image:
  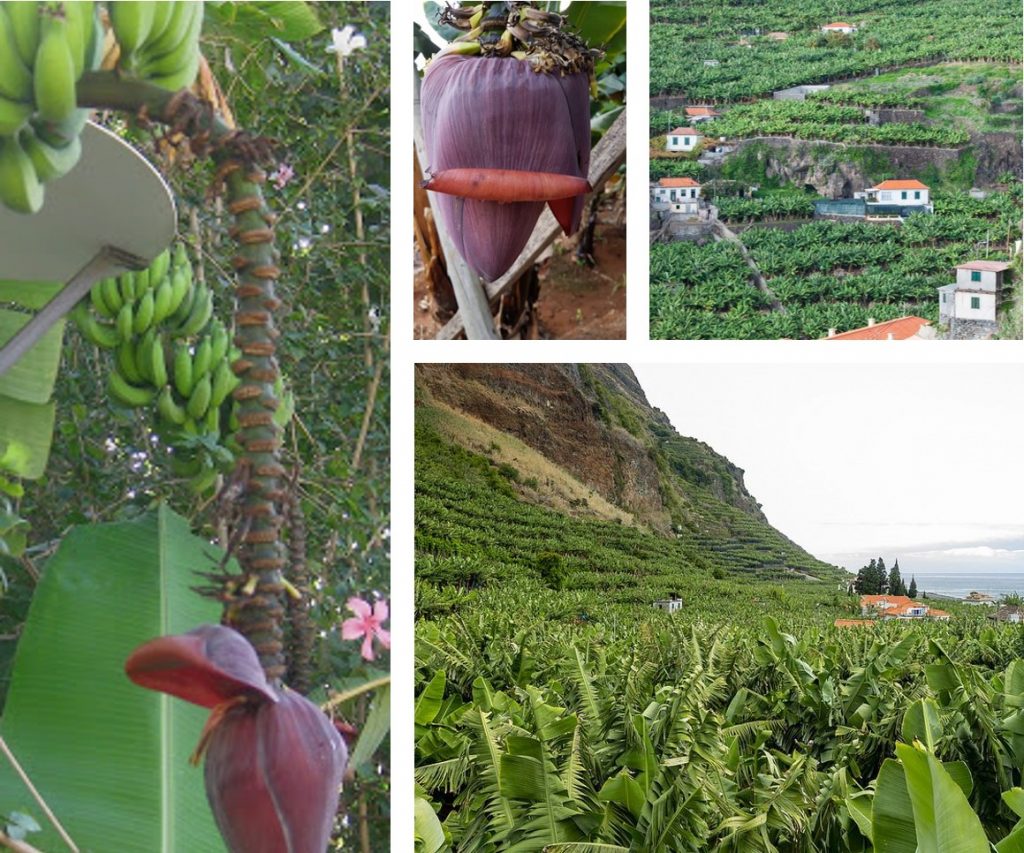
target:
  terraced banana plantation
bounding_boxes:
[413,369,1024,852]
[0,2,389,850]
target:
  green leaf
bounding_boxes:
[597,770,646,818]
[925,663,962,692]
[847,794,873,841]
[0,397,55,479]
[895,741,989,853]
[872,758,917,853]
[414,795,447,853]
[0,281,63,310]
[1006,661,1024,708]
[901,698,942,750]
[1004,788,1024,819]
[0,506,225,852]
[416,669,446,725]
[566,1,626,57]
[351,684,390,776]
[220,0,323,41]
[0,309,64,405]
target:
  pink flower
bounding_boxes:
[341,597,390,661]
[270,163,295,189]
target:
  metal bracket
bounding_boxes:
[0,245,147,378]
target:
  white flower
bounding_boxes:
[327,25,367,57]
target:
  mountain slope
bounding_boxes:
[416,363,844,595]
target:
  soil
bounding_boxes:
[413,216,626,340]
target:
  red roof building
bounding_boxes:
[871,180,929,191]
[860,595,950,620]
[658,177,700,188]
[668,126,699,136]
[956,260,1011,273]
[826,316,932,340]
[685,106,720,118]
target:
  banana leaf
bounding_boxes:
[0,505,225,852]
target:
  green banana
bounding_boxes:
[0,96,32,136]
[134,266,151,297]
[157,385,186,426]
[133,289,155,333]
[186,372,212,419]
[152,277,173,323]
[116,301,134,341]
[191,335,212,380]
[116,340,145,384]
[63,1,93,78]
[176,286,212,338]
[71,303,119,348]
[150,334,168,387]
[137,0,191,62]
[33,14,78,124]
[117,271,135,305]
[173,344,193,397]
[172,240,189,269]
[147,1,175,44]
[89,278,114,317]
[202,402,220,437]
[148,247,170,288]
[101,276,123,315]
[0,135,43,214]
[110,1,156,61]
[19,125,81,182]
[31,107,89,148]
[6,2,41,67]
[0,8,34,102]
[167,265,192,318]
[209,359,238,408]
[135,328,156,382]
[208,320,228,365]
[108,370,156,408]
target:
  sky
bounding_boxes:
[632,363,1024,576]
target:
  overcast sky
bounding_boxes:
[633,363,1024,575]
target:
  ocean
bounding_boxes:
[903,572,1024,600]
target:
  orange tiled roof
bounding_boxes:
[956,260,1011,272]
[861,595,915,607]
[668,127,700,136]
[871,179,929,190]
[659,177,700,188]
[827,316,931,340]
[835,619,875,627]
[686,106,719,117]
[823,22,855,28]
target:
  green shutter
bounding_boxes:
[971,296,981,309]
[971,271,981,282]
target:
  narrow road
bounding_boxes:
[712,220,786,313]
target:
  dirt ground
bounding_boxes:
[413,217,626,340]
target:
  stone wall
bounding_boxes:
[946,318,998,340]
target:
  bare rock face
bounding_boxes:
[416,364,767,531]
[973,132,1024,184]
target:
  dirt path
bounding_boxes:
[712,220,786,312]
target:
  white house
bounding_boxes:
[666,126,702,152]
[939,260,1011,326]
[651,177,702,215]
[860,595,949,620]
[821,21,857,34]
[863,179,930,209]
[653,596,682,614]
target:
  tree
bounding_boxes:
[908,576,918,598]
[889,560,905,597]
[877,557,888,593]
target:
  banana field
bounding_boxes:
[650,0,1021,101]
[650,188,1023,340]
[0,2,389,851]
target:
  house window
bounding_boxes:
[671,136,679,146]
[684,137,691,146]
[901,191,907,200]
[914,191,921,199]
[941,293,947,303]
[971,271,981,282]
[971,296,981,309]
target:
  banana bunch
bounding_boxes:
[109,1,204,92]
[0,1,103,214]
[72,241,242,492]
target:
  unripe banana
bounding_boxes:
[173,344,193,397]
[157,385,187,426]
[62,1,93,78]
[147,1,175,44]
[133,290,155,333]
[165,266,191,317]
[109,1,156,62]
[150,334,168,387]
[116,340,145,384]
[31,107,88,148]
[148,247,170,288]
[89,278,114,317]
[33,14,78,124]
[71,303,119,348]
[176,286,212,338]
[202,403,220,438]
[6,2,41,67]
[134,265,151,297]
[172,240,189,269]
[0,135,43,214]
[0,8,34,103]
[116,301,134,341]
[152,277,173,323]
[186,373,212,420]
[108,370,156,408]
[171,276,197,326]
[0,96,32,136]
[209,359,238,408]
[182,417,200,436]
[208,320,228,365]
[138,0,191,61]
[118,271,135,306]
[85,3,104,72]
[19,126,81,182]
[101,276,123,315]
[191,336,212,380]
